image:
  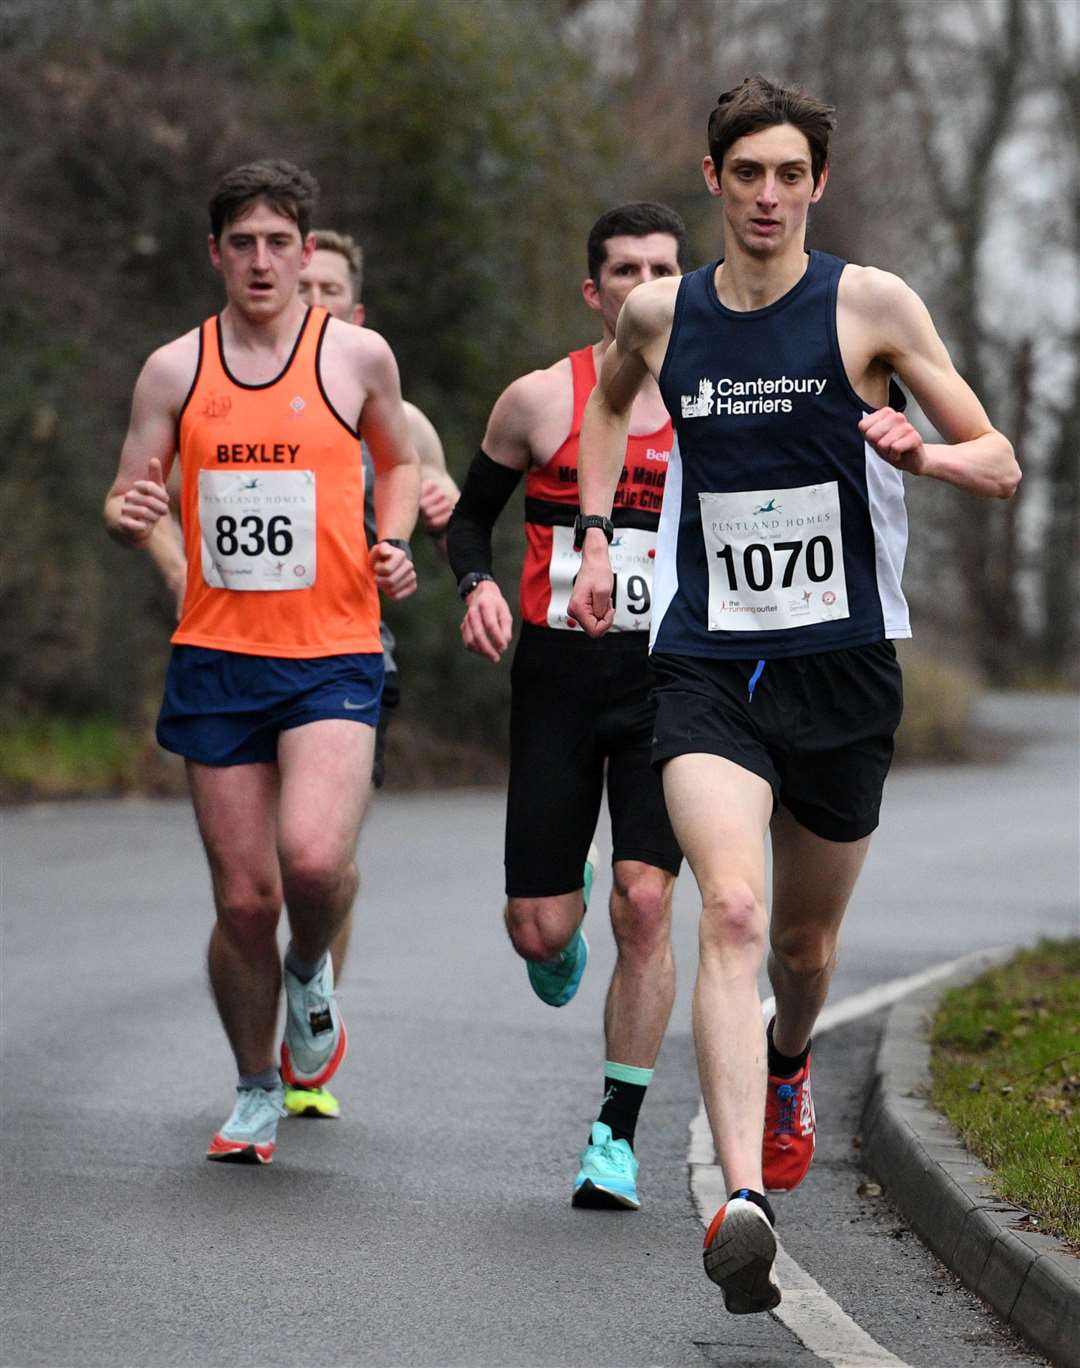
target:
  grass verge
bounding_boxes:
[929,938,1080,1247]
[0,717,142,800]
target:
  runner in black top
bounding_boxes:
[571,77,1018,1312]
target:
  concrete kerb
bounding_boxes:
[860,949,1080,1368]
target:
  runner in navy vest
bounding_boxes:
[570,77,1019,1314]
[447,205,687,1211]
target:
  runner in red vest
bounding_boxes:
[447,204,687,1210]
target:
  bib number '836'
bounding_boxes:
[699,482,849,632]
[199,469,317,590]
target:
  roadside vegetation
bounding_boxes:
[930,939,1080,1247]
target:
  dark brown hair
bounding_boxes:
[208,159,319,241]
[708,76,836,187]
[587,202,688,284]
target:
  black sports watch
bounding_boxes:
[457,571,495,600]
[572,513,614,552]
[379,537,413,562]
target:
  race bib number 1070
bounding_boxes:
[699,481,849,632]
[199,468,316,591]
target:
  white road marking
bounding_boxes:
[688,948,1005,1367]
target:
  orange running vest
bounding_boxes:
[172,307,381,658]
[520,345,673,630]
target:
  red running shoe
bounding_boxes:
[762,1054,815,1191]
[703,1194,781,1314]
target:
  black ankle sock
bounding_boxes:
[595,1064,652,1148]
[766,1017,810,1078]
[729,1187,775,1226]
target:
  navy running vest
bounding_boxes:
[653,251,911,659]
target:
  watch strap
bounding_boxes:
[379,537,414,562]
[458,571,495,600]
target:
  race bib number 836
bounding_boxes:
[699,482,849,632]
[199,469,316,591]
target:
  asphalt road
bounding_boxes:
[1,692,1076,1367]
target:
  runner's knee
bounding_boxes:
[610,869,671,960]
[281,849,356,910]
[505,897,578,962]
[770,924,838,978]
[699,881,766,960]
[214,884,281,950]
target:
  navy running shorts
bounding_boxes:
[157,644,384,767]
[505,624,683,898]
[650,641,903,843]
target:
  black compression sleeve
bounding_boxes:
[446,448,524,581]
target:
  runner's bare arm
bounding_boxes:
[856,271,1020,499]
[104,341,191,547]
[144,460,186,618]
[359,332,421,601]
[451,375,548,663]
[571,281,674,636]
[406,401,459,547]
[146,515,187,618]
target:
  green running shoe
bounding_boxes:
[526,842,597,1008]
[572,1121,641,1210]
[283,1085,341,1119]
[207,1084,286,1165]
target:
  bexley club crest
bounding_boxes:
[202,392,232,420]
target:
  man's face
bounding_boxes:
[703,122,826,258]
[583,232,681,336]
[208,199,313,320]
[298,249,364,324]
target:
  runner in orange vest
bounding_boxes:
[105,159,420,1165]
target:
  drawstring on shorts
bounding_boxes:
[747,659,766,702]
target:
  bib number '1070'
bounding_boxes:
[547,524,655,631]
[199,469,316,590]
[699,482,849,631]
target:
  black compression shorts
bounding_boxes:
[650,640,904,843]
[505,624,683,898]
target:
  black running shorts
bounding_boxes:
[650,641,904,843]
[505,624,683,898]
[372,668,400,790]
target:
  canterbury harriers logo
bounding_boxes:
[681,375,829,418]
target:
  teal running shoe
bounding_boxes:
[582,840,598,910]
[527,927,589,1007]
[280,958,347,1090]
[572,1121,641,1210]
[526,842,597,1008]
[207,1084,286,1165]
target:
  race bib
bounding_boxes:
[199,469,316,591]
[547,524,654,632]
[699,482,849,631]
